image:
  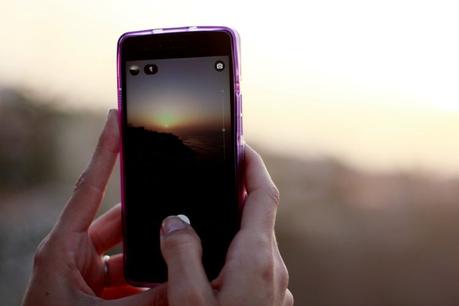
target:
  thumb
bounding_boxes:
[160,215,215,306]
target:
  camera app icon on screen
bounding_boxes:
[215,61,225,72]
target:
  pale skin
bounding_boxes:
[21,109,294,306]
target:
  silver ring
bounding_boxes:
[103,255,110,286]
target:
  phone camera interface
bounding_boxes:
[144,64,158,75]
[215,61,225,72]
[129,65,140,76]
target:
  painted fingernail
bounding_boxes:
[161,214,190,235]
[177,214,190,224]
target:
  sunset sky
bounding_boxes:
[1,0,458,174]
[126,56,230,136]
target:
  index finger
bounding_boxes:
[57,109,119,232]
[240,144,280,235]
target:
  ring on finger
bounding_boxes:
[103,254,110,286]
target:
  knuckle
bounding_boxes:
[253,150,263,162]
[261,263,275,284]
[90,230,103,253]
[73,170,88,192]
[269,183,280,206]
[73,169,104,197]
[33,244,46,268]
[278,263,290,290]
[163,231,201,258]
[285,289,294,306]
[33,233,54,268]
[263,183,280,208]
[253,250,276,283]
[243,230,273,249]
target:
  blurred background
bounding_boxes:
[1,0,459,305]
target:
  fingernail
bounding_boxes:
[161,215,190,235]
[107,109,116,120]
[177,214,190,224]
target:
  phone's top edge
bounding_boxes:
[116,25,241,91]
[118,26,238,40]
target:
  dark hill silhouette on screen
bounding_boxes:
[126,125,196,161]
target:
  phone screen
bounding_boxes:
[122,41,240,284]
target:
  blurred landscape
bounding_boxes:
[2,87,459,306]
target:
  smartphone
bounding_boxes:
[117,26,244,285]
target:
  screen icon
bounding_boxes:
[215,61,225,72]
[129,65,140,76]
[144,64,158,75]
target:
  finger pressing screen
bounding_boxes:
[160,216,216,306]
[58,109,120,232]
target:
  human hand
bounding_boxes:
[22,109,293,306]
[159,144,293,306]
[21,110,168,306]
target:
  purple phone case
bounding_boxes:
[116,26,244,286]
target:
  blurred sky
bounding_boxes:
[1,0,458,174]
